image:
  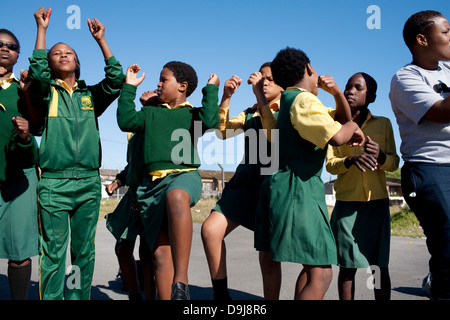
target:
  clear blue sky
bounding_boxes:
[3,1,449,181]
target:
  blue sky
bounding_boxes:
[3,1,449,181]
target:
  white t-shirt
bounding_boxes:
[389,62,450,164]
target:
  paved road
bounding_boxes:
[0,220,431,300]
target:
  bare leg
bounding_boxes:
[151,231,173,300]
[201,210,238,300]
[296,265,332,300]
[166,189,192,286]
[337,267,357,300]
[258,251,281,300]
[114,240,142,300]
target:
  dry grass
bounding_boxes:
[99,198,425,238]
[190,197,217,223]
[99,197,121,220]
[98,196,217,223]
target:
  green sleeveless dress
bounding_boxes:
[214,107,277,230]
[255,89,337,265]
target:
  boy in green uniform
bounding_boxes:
[117,63,220,300]
[29,7,124,300]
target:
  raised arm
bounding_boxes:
[318,75,351,124]
[20,69,45,134]
[198,73,220,129]
[216,75,245,139]
[87,18,113,60]
[117,65,146,132]
[33,7,51,50]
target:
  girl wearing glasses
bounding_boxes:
[0,28,40,300]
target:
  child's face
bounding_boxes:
[260,66,283,103]
[424,16,450,62]
[48,43,78,78]
[156,67,184,103]
[344,74,368,109]
[309,65,319,96]
[0,33,19,70]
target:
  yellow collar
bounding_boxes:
[252,100,280,112]
[0,73,19,90]
[55,79,78,96]
[158,101,193,109]
[286,87,309,92]
[0,103,5,111]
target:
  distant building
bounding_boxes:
[99,169,235,199]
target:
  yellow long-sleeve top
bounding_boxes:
[217,101,279,139]
[325,111,400,202]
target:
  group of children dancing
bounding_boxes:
[1,7,449,301]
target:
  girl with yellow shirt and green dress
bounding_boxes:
[253,47,365,300]
[325,73,399,300]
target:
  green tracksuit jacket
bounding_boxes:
[29,49,124,178]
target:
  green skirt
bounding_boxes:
[136,170,202,249]
[0,167,39,261]
[213,163,266,231]
[255,169,337,265]
[106,191,143,241]
[331,199,390,268]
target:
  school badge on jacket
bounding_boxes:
[80,96,93,110]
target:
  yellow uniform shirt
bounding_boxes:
[217,101,279,139]
[325,111,399,201]
[0,74,19,110]
[0,73,18,90]
[289,88,341,149]
[55,79,79,97]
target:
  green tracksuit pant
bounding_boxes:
[38,176,101,300]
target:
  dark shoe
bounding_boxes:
[171,282,190,300]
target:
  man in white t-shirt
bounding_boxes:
[390,10,450,300]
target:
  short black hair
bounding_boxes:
[271,47,311,89]
[163,61,198,97]
[403,10,444,51]
[259,62,271,71]
[358,72,377,104]
[0,28,20,53]
[48,42,81,79]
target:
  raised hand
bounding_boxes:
[87,18,106,42]
[19,69,31,92]
[207,73,220,87]
[140,90,160,106]
[34,7,52,30]
[125,64,145,87]
[318,75,341,96]
[222,75,242,100]
[247,71,266,104]
[12,116,31,142]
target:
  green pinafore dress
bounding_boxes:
[255,89,337,265]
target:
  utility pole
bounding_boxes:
[217,162,225,191]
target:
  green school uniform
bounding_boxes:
[29,49,124,300]
[254,89,337,265]
[214,107,277,230]
[106,133,146,241]
[0,79,39,261]
[117,82,219,249]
